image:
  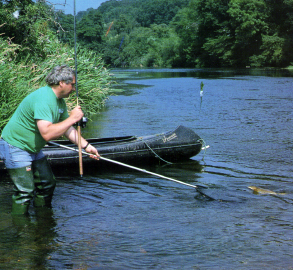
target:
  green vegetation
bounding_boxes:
[54,0,293,68]
[1,0,293,132]
[0,0,114,132]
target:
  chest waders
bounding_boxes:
[8,157,56,215]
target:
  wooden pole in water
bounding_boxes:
[74,0,83,177]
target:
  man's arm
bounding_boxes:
[64,126,87,147]
[37,105,99,158]
[37,106,83,141]
[64,126,99,158]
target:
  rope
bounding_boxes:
[198,138,207,162]
[139,137,207,164]
[138,137,173,164]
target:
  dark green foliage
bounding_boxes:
[96,0,189,67]
[137,0,190,27]
[77,10,103,51]
[170,0,293,67]
[55,12,74,46]
[3,0,293,68]
[87,0,293,68]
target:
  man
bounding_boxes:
[0,65,99,215]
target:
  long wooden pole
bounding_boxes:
[74,0,83,177]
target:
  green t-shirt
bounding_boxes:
[2,86,69,153]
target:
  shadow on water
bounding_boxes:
[112,67,293,80]
[0,207,57,269]
[112,68,293,96]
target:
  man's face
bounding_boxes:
[60,77,76,98]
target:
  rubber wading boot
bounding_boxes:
[8,166,35,215]
[32,157,56,208]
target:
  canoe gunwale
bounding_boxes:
[47,142,202,160]
[0,125,204,170]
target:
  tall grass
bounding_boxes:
[0,37,116,132]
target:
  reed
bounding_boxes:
[0,38,116,132]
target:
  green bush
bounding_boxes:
[0,36,115,132]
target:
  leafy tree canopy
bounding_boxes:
[3,0,293,68]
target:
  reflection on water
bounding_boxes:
[0,207,57,269]
[1,68,293,269]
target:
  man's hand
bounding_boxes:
[69,106,84,123]
[85,144,100,160]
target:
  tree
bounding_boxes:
[0,0,56,60]
[56,0,293,68]
[227,0,268,66]
[259,0,293,66]
[54,11,74,46]
[112,14,134,35]
[171,6,200,67]
[171,0,231,67]
[137,0,189,27]
[77,9,104,51]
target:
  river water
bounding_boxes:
[0,68,293,269]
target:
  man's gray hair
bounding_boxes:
[46,65,75,86]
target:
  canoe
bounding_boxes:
[0,125,203,171]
